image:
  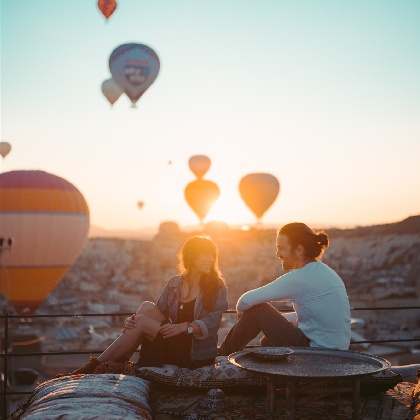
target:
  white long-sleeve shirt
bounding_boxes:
[237,261,351,349]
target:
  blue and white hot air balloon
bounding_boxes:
[109,43,160,108]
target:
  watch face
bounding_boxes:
[187,326,193,334]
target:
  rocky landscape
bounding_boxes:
[2,216,420,377]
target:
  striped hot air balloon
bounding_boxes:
[0,170,89,315]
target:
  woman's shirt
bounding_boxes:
[157,275,228,360]
[164,299,195,367]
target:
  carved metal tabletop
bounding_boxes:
[228,347,390,379]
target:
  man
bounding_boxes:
[219,222,351,355]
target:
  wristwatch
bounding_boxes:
[186,323,193,334]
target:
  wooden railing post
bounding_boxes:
[2,312,9,420]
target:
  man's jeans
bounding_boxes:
[219,303,310,356]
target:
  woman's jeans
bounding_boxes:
[219,303,310,356]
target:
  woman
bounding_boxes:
[63,235,228,375]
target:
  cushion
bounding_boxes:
[10,374,152,420]
[137,356,268,389]
[137,356,403,395]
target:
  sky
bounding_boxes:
[1,0,420,233]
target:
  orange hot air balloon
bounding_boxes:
[184,179,220,224]
[137,201,144,209]
[239,173,280,221]
[188,155,211,179]
[0,142,12,159]
[98,0,117,20]
[0,170,90,315]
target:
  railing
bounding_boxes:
[2,306,420,419]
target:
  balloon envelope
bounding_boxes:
[184,180,220,223]
[109,43,160,107]
[97,0,117,20]
[0,170,90,314]
[239,173,280,220]
[137,201,144,209]
[0,142,12,158]
[188,155,211,179]
[101,78,123,105]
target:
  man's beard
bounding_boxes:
[281,254,298,270]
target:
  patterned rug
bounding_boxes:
[150,382,415,420]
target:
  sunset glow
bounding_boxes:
[1,1,419,233]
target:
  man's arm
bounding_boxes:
[236,271,300,311]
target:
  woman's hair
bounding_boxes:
[177,235,225,309]
[278,222,329,259]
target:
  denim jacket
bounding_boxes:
[156,275,228,361]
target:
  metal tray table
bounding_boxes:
[228,347,390,420]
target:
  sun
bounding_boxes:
[205,191,253,226]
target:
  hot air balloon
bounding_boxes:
[0,142,12,159]
[188,155,211,179]
[109,43,160,108]
[101,78,123,105]
[239,173,280,222]
[0,170,90,315]
[98,0,117,20]
[184,179,220,224]
[137,201,144,210]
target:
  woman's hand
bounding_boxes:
[122,314,136,332]
[159,322,187,338]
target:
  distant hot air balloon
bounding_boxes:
[98,0,117,20]
[188,155,211,179]
[109,43,160,108]
[0,170,90,315]
[137,201,144,210]
[184,179,220,224]
[101,78,123,105]
[239,173,280,222]
[0,142,12,159]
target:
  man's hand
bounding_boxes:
[159,322,187,338]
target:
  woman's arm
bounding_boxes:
[156,280,171,316]
[193,284,228,340]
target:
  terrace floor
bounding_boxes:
[150,381,415,419]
